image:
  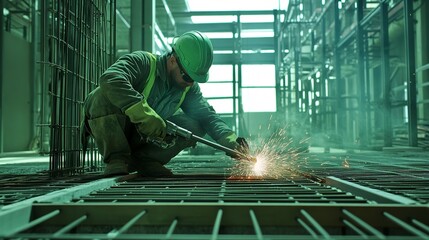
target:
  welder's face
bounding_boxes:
[170,55,194,90]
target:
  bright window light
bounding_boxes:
[191,16,236,24]
[188,0,289,23]
[204,32,233,39]
[240,15,274,23]
[209,65,233,81]
[242,65,275,86]
[188,0,289,11]
[200,83,233,97]
[241,30,274,38]
[242,88,276,112]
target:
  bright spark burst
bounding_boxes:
[230,126,310,179]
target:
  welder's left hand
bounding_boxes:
[217,132,250,158]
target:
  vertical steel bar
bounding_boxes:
[380,0,392,147]
[321,17,327,132]
[237,14,243,136]
[232,23,237,132]
[356,0,368,147]
[211,208,223,240]
[300,209,330,239]
[294,23,301,113]
[274,10,282,113]
[0,0,3,153]
[53,215,87,237]
[383,212,428,238]
[334,0,345,139]
[404,0,418,147]
[342,209,385,239]
[165,218,178,239]
[249,209,263,240]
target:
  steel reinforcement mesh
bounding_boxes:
[38,0,115,177]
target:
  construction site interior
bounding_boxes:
[0,0,428,239]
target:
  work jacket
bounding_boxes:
[85,51,233,141]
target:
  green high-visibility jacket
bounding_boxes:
[87,51,233,141]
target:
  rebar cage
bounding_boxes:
[38,0,116,177]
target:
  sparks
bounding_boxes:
[230,126,310,179]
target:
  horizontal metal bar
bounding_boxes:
[325,176,417,204]
[174,10,284,17]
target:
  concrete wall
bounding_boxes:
[1,32,32,152]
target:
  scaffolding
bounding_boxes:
[283,0,429,149]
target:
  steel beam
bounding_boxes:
[404,0,418,147]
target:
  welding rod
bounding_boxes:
[166,121,256,162]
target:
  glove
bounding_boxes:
[125,99,166,138]
[217,132,250,157]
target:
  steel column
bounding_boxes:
[131,0,155,52]
[274,10,282,113]
[381,1,392,147]
[334,0,344,138]
[356,0,367,147]
[0,0,4,153]
[321,18,327,132]
[404,0,418,147]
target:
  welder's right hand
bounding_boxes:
[218,132,251,157]
[125,99,166,138]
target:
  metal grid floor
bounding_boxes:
[1,150,429,239]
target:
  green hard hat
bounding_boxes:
[172,31,213,83]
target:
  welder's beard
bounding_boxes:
[169,70,187,90]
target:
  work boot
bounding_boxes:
[104,159,129,176]
[129,161,173,177]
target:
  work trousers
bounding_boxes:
[84,99,205,165]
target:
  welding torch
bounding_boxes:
[150,120,256,162]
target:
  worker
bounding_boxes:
[81,31,250,177]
